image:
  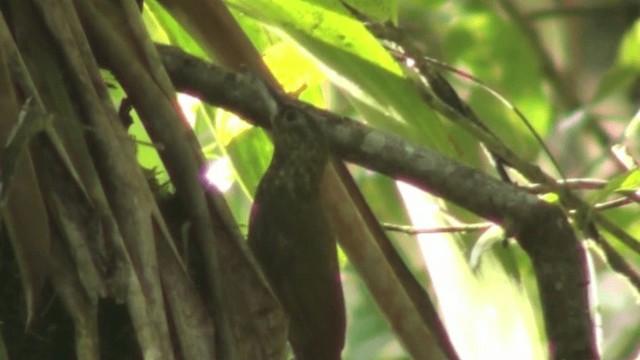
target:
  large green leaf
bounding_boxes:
[226,0,457,155]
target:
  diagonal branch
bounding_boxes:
[159,45,599,359]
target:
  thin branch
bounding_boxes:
[593,197,637,211]
[522,177,640,212]
[586,223,640,295]
[523,178,608,193]
[382,222,491,235]
[160,44,640,255]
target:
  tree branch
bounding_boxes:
[158,45,598,359]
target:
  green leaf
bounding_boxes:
[589,169,640,206]
[144,1,208,58]
[226,0,456,155]
[624,108,640,141]
[617,19,640,68]
[225,127,273,197]
[593,65,639,102]
[469,224,505,269]
[593,18,640,102]
[263,40,326,94]
[540,192,560,205]
[615,169,640,193]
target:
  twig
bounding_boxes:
[522,178,608,193]
[382,222,491,235]
[592,197,636,211]
[586,223,640,295]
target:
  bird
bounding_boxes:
[248,104,345,360]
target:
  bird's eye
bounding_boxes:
[283,109,298,123]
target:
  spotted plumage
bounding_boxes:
[248,105,345,360]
